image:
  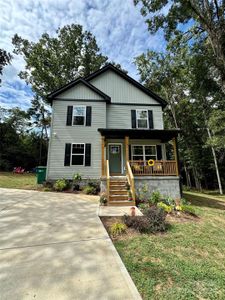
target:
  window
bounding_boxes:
[136,109,148,129]
[71,143,85,165]
[132,145,157,161]
[73,106,86,126]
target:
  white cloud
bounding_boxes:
[0,0,166,109]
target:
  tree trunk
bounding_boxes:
[184,163,192,188]
[207,128,223,194]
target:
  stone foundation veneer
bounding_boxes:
[134,176,181,200]
[100,176,181,200]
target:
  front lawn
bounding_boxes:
[0,172,37,189]
[114,192,225,299]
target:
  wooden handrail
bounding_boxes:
[106,160,110,202]
[129,160,177,176]
[126,161,135,203]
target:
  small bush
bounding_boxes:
[123,215,150,233]
[149,191,162,205]
[87,180,100,193]
[181,205,196,215]
[181,198,190,205]
[73,173,82,191]
[123,206,166,233]
[110,222,127,236]
[144,206,167,232]
[83,186,97,195]
[54,179,70,191]
[138,203,148,211]
[99,193,107,205]
[157,202,172,213]
[162,196,175,206]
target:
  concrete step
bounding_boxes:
[108,201,135,206]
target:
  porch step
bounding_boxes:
[108,201,135,206]
[110,181,127,185]
[109,195,128,201]
[110,190,128,195]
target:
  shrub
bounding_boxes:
[136,184,150,205]
[73,173,82,191]
[110,222,127,236]
[99,193,107,205]
[83,186,97,195]
[162,196,175,206]
[144,206,167,232]
[138,203,148,211]
[123,215,150,233]
[54,179,70,191]
[149,191,162,205]
[87,180,100,193]
[157,202,172,213]
[180,197,190,205]
[123,206,166,233]
[181,205,196,215]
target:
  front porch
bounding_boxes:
[98,128,181,205]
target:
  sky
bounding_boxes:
[0,0,166,109]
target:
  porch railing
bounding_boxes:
[126,161,136,202]
[130,160,177,176]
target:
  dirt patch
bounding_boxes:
[166,212,200,223]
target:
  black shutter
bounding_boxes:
[131,110,136,128]
[85,144,91,166]
[66,106,73,126]
[86,106,92,126]
[148,110,154,129]
[156,145,162,160]
[64,143,71,166]
[129,145,132,160]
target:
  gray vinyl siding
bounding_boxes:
[89,70,160,104]
[106,104,163,129]
[56,82,104,100]
[47,100,106,180]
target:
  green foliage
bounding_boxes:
[157,202,172,213]
[53,179,70,192]
[110,222,127,237]
[136,184,151,204]
[99,193,107,205]
[162,196,175,206]
[83,185,97,195]
[0,48,12,85]
[73,173,82,181]
[207,110,225,150]
[181,205,196,216]
[123,206,166,233]
[149,191,162,205]
[82,180,100,195]
[12,24,108,102]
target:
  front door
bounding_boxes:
[108,144,122,175]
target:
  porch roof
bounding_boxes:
[98,128,180,142]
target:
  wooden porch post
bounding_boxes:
[125,136,129,162]
[172,137,179,176]
[101,136,105,176]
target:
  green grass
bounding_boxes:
[114,192,225,300]
[0,172,37,189]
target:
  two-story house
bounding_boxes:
[46,64,181,206]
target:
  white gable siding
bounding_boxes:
[89,70,159,104]
[57,82,104,100]
[106,104,164,129]
[47,100,106,180]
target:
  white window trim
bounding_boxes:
[71,143,85,166]
[136,109,149,129]
[131,145,157,161]
[72,105,86,127]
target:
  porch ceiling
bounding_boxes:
[98,128,180,142]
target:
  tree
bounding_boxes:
[134,0,225,90]
[0,49,12,85]
[12,24,108,102]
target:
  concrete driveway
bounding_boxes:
[0,188,141,300]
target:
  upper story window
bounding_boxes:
[73,106,86,126]
[136,109,148,129]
